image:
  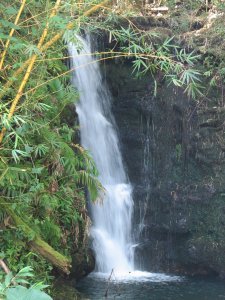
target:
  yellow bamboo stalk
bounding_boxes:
[0,0,110,101]
[0,0,62,143]
[0,60,30,100]
[0,0,27,70]
[35,0,62,50]
[0,0,110,143]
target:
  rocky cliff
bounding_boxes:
[100,6,225,276]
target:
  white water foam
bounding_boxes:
[90,271,182,283]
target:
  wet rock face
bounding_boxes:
[102,61,225,276]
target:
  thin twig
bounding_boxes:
[104,268,114,297]
[0,259,16,286]
[0,259,10,274]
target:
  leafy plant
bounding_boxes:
[111,26,204,98]
[0,266,52,300]
[0,0,107,288]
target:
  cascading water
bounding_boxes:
[68,37,183,296]
[69,36,134,274]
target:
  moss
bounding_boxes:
[0,197,71,274]
[52,280,85,300]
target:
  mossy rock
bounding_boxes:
[53,280,88,300]
[70,249,95,280]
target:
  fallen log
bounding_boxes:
[0,198,71,274]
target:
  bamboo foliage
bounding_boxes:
[0,0,62,144]
[0,0,27,70]
[0,0,110,100]
[0,0,110,144]
[35,0,110,55]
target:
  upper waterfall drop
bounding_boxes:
[68,36,134,274]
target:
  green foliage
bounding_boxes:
[111,26,204,98]
[0,266,52,300]
[0,0,104,288]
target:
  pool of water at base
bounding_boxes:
[76,271,225,300]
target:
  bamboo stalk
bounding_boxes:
[0,0,62,143]
[0,0,110,102]
[0,60,30,100]
[0,0,27,70]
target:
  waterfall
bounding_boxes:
[69,36,134,274]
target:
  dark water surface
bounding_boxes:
[76,272,225,300]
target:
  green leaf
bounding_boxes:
[24,44,41,56]
[5,6,18,15]
[6,286,52,300]
[17,266,34,277]
[0,19,20,29]
[14,278,30,284]
[4,272,13,288]
[11,149,30,163]
[31,282,49,290]
[0,33,17,40]
[31,167,44,174]
[25,145,33,154]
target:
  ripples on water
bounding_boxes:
[76,271,225,300]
